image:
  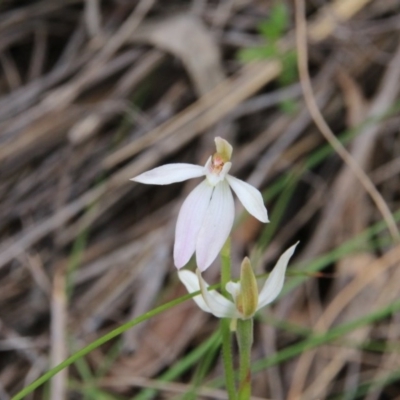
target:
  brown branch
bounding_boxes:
[294,0,400,241]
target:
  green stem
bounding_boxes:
[237,319,253,400]
[221,320,237,400]
[220,238,237,400]
[220,238,231,297]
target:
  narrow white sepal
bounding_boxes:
[178,270,212,313]
[196,180,235,271]
[257,242,299,310]
[174,181,213,269]
[197,270,240,318]
[131,163,204,185]
[226,175,269,223]
[225,281,241,303]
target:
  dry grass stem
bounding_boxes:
[1,0,399,398]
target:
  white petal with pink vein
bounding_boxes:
[196,180,234,271]
[174,181,213,269]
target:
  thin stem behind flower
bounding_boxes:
[237,318,253,400]
[220,238,238,400]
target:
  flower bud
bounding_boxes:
[236,257,259,319]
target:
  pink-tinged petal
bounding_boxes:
[226,175,269,223]
[197,270,240,318]
[196,180,235,271]
[178,270,212,313]
[174,180,213,269]
[257,242,299,310]
[131,163,204,185]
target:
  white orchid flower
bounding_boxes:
[178,243,298,319]
[131,137,269,271]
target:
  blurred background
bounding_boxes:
[1,0,400,399]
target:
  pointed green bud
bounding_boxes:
[236,257,259,319]
[214,137,233,162]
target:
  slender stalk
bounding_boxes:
[237,318,253,400]
[220,238,237,400]
[220,238,232,297]
[221,319,237,400]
